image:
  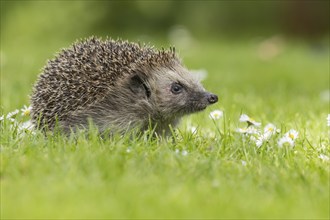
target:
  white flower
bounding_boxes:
[19,120,34,130]
[248,128,259,135]
[6,118,16,123]
[236,126,259,135]
[264,123,277,135]
[239,114,250,122]
[126,148,131,153]
[318,154,329,162]
[255,137,264,148]
[6,109,19,119]
[209,110,223,120]
[175,149,180,154]
[241,160,247,166]
[239,114,261,127]
[285,129,299,140]
[278,129,299,148]
[249,135,264,148]
[239,127,267,148]
[327,114,330,127]
[278,136,295,148]
[0,115,4,121]
[263,123,277,139]
[21,105,32,116]
[15,120,36,136]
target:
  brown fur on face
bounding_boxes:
[31,37,217,135]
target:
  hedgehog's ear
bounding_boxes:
[129,74,151,98]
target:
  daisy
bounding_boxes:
[236,126,259,135]
[6,109,19,119]
[20,120,34,130]
[21,105,32,116]
[285,129,299,140]
[239,114,250,122]
[264,123,277,135]
[209,110,223,120]
[255,137,264,148]
[278,136,295,148]
[249,135,264,148]
[16,120,35,135]
[263,123,277,139]
[239,114,261,127]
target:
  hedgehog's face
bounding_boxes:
[149,67,218,119]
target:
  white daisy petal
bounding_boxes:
[278,136,295,148]
[264,123,276,134]
[285,129,299,140]
[236,128,248,134]
[255,137,264,148]
[239,114,250,122]
[209,110,223,120]
[6,109,19,119]
[263,123,277,139]
[20,120,34,130]
[251,121,261,127]
[239,114,261,127]
[236,127,259,135]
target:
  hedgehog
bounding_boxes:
[30,37,218,135]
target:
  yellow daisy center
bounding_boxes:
[23,110,31,116]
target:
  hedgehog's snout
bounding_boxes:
[207,93,218,104]
[186,91,218,113]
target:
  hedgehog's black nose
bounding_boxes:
[207,93,218,104]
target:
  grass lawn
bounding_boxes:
[1,37,329,219]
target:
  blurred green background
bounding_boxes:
[0,0,329,112]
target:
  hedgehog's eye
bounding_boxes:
[171,83,183,94]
